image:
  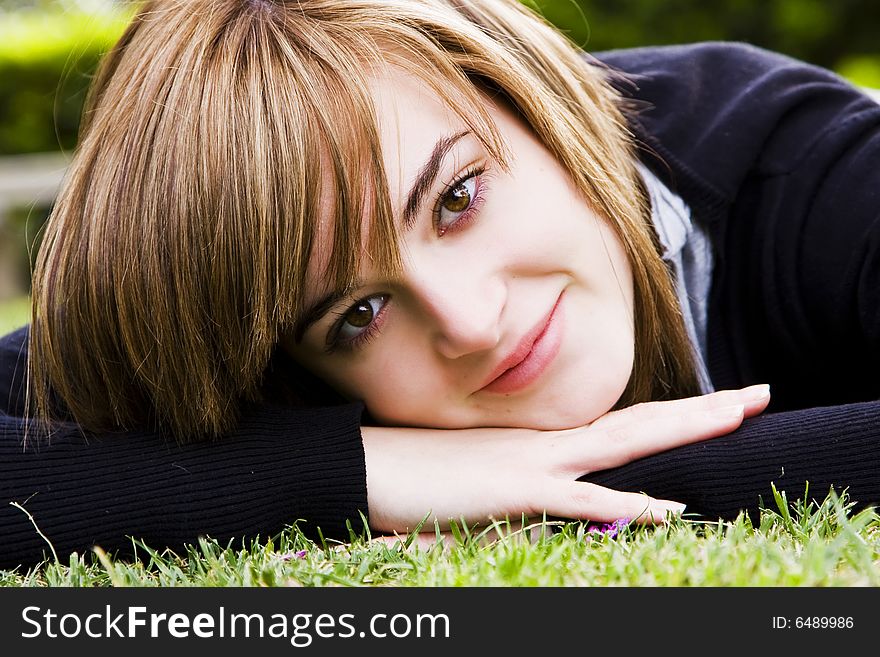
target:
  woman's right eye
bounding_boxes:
[329,294,389,349]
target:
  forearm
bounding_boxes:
[0,402,368,570]
[582,401,880,522]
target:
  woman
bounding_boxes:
[2,0,879,570]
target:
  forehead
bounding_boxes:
[368,68,469,190]
[301,66,485,304]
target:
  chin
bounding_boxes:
[505,405,611,431]
[462,392,622,431]
[517,378,630,430]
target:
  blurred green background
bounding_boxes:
[1,0,879,333]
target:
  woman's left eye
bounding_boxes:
[436,170,483,235]
[328,294,388,350]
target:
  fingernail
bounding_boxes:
[743,384,771,400]
[656,501,686,515]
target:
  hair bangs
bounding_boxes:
[275,33,404,328]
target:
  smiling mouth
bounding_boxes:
[478,292,564,395]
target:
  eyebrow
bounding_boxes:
[292,130,472,343]
[402,129,472,229]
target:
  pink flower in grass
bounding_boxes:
[277,550,308,561]
[586,518,630,540]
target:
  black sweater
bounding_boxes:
[2,42,879,570]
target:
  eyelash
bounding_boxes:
[325,296,388,353]
[326,164,492,353]
[432,165,489,236]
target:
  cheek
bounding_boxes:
[494,161,591,244]
[311,344,449,426]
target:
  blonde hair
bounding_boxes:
[29,0,700,441]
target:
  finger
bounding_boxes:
[590,384,770,431]
[540,479,685,525]
[716,383,770,417]
[741,384,771,418]
[569,403,746,473]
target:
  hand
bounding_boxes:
[362,384,771,534]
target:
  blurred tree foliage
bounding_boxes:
[0,8,128,155]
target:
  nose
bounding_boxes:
[403,258,504,360]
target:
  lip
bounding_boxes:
[478,292,564,395]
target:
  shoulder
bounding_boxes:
[595,40,828,81]
[593,42,878,210]
[0,324,28,353]
[594,40,847,116]
[0,325,28,416]
[593,45,880,406]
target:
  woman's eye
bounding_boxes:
[335,294,387,344]
[437,174,478,233]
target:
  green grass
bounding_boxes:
[3,488,878,587]
[0,296,29,336]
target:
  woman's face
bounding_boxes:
[284,70,635,430]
